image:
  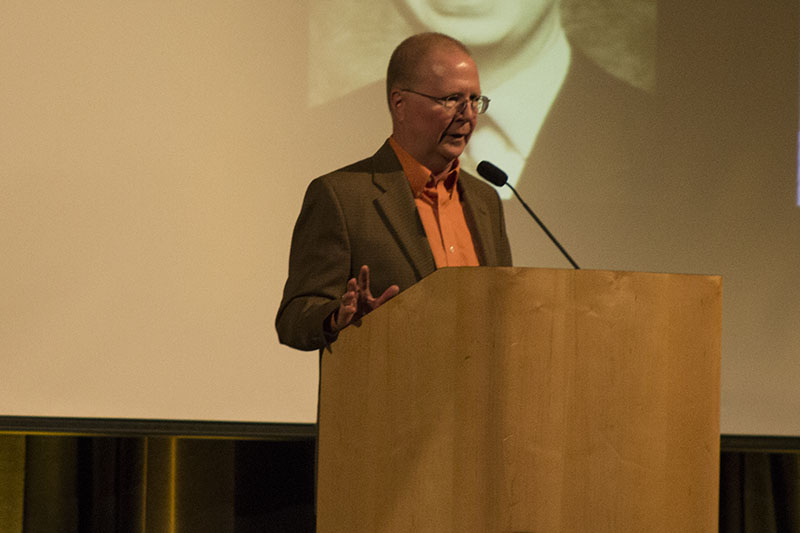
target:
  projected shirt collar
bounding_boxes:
[486,21,571,158]
[464,18,570,196]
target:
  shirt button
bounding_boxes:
[449,245,455,253]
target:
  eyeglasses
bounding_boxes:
[400,89,490,114]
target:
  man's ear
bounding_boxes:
[389,89,405,120]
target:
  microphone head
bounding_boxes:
[476,160,508,187]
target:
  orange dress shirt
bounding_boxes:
[389,137,480,268]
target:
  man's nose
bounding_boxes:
[456,99,476,119]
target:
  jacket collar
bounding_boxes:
[371,140,437,279]
[370,139,498,272]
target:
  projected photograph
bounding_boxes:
[309,0,655,196]
[4,0,799,439]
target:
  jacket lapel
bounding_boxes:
[371,142,437,280]
[459,175,497,266]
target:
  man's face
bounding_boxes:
[396,0,557,48]
[391,46,480,173]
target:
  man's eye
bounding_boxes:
[443,95,462,103]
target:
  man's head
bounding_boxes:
[387,33,481,173]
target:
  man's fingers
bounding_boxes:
[357,265,371,297]
[373,284,400,307]
[337,304,356,328]
[340,290,356,308]
[345,267,398,323]
[334,280,359,331]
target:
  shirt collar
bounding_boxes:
[389,136,460,197]
[484,19,571,157]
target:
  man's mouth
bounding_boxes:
[438,127,471,143]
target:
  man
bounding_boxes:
[276,33,512,351]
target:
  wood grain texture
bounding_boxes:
[317,267,721,532]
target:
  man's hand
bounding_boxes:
[331,265,399,333]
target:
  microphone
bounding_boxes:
[477,161,580,270]
[476,160,508,187]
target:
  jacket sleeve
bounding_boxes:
[275,177,350,351]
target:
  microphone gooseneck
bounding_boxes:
[477,160,580,270]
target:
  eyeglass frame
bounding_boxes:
[399,88,490,114]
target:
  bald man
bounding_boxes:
[276,33,512,351]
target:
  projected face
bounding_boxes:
[396,0,558,48]
[391,46,480,172]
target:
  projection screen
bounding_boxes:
[1,1,798,436]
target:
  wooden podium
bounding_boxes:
[317,268,721,532]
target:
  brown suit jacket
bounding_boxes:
[275,140,513,351]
